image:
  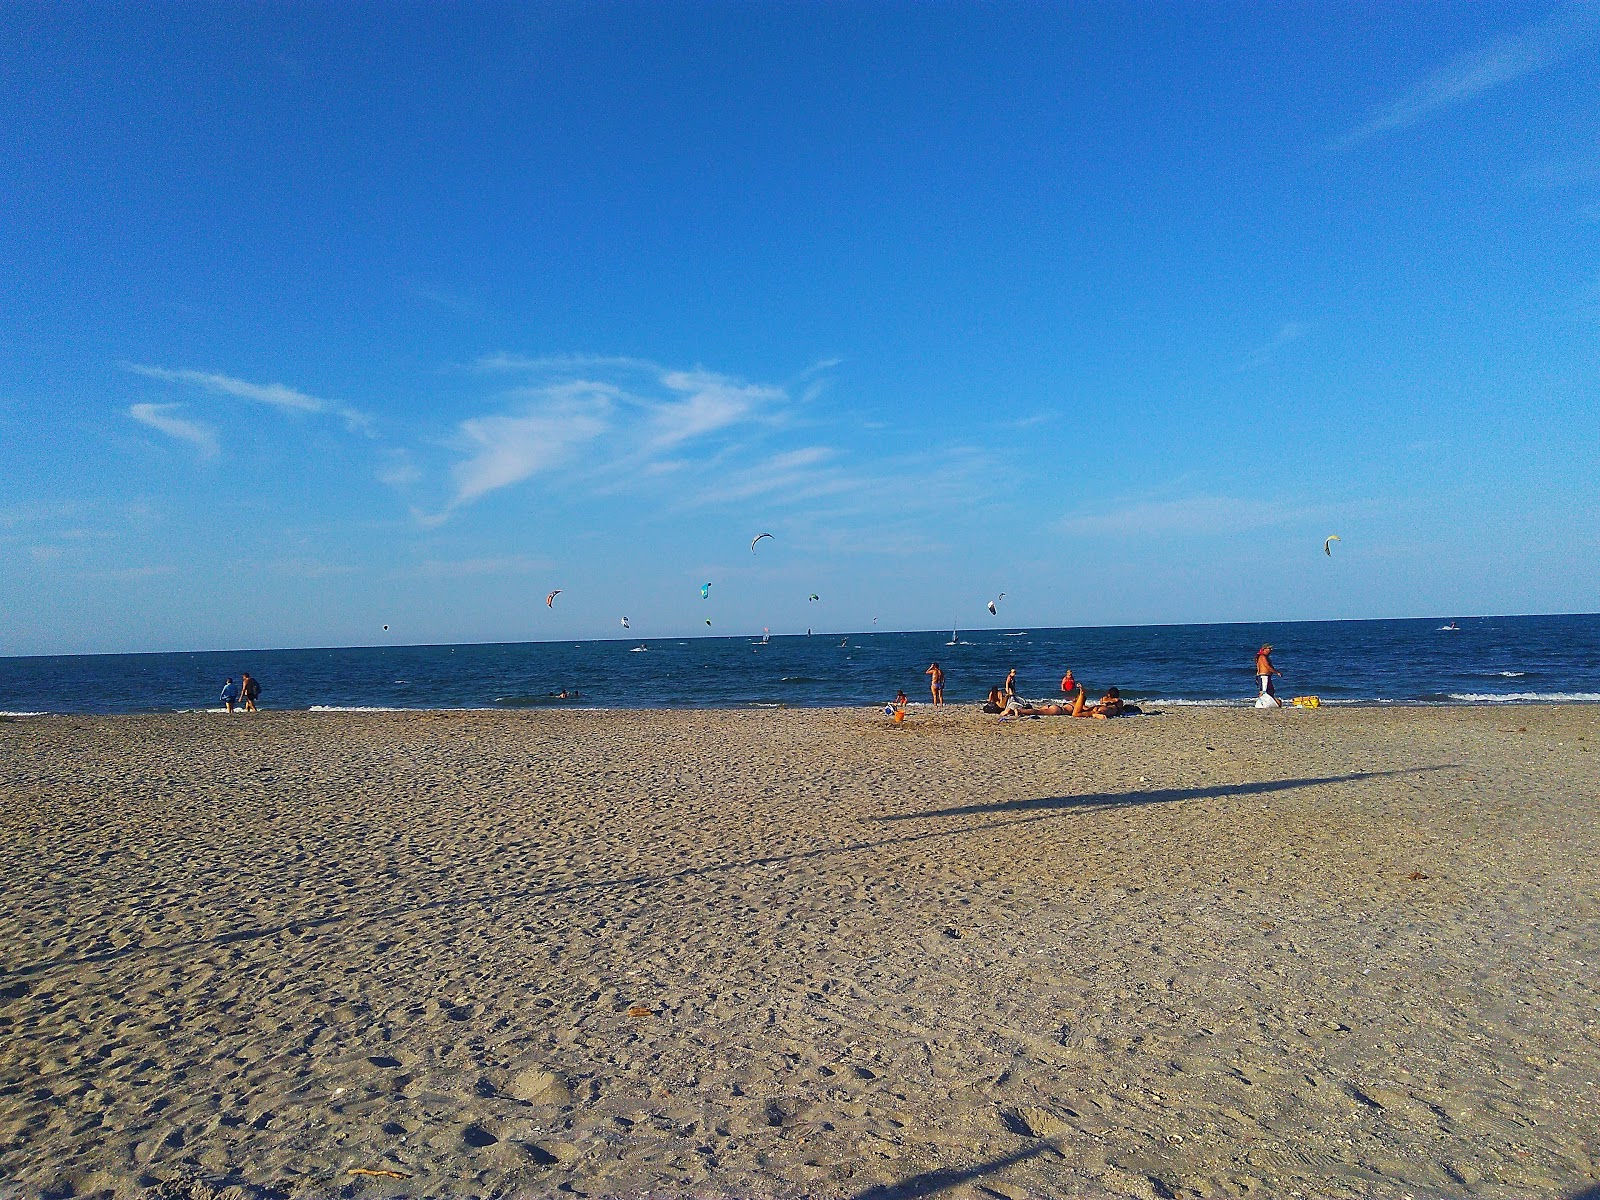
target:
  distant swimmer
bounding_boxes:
[925,661,945,707]
[220,676,240,713]
[1255,644,1281,701]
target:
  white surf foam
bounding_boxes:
[1138,698,1251,707]
[308,705,408,712]
[1446,692,1600,704]
[0,711,47,717]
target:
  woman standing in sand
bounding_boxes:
[925,662,945,706]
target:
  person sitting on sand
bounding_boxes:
[1094,687,1125,718]
[894,689,908,712]
[983,685,1005,714]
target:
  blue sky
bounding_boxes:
[2,1,1597,655]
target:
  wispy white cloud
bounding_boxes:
[648,370,785,451]
[409,555,549,578]
[1058,494,1318,538]
[451,387,614,505]
[376,449,423,488]
[268,559,358,579]
[695,447,850,505]
[1239,321,1309,371]
[126,365,372,432]
[1521,145,1600,187]
[434,359,808,517]
[128,402,219,459]
[1339,2,1600,146]
[82,564,177,582]
[474,352,659,375]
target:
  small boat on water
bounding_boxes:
[1439,621,1460,631]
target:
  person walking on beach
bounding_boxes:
[925,661,945,706]
[1255,644,1281,700]
[240,672,261,712]
[220,677,240,713]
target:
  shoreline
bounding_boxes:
[4,695,1600,718]
[3,705,1597,1198]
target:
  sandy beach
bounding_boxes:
[1,705,1597,1200]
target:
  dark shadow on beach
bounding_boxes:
[9,766,1449,979]
[872,767,1450,822]
[851,1142,1057,1199]
[1564,1185,1600,1199]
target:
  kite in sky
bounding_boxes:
[546,589,561,608]
[700,583,712,599]
[1324,535,1341,557]
[620,616,630,629]
[751,532,773,554]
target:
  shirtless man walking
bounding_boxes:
[1255,644,1281,700]
[925,661,945,707]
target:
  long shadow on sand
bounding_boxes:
[850,1141,1058,1199]
[8,767,1447,979]
[872,767,1448,823]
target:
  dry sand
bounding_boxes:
[1,705,1597,1200]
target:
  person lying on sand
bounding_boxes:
[1000,686,1128,718]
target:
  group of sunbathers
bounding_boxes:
[982,666,1132,719]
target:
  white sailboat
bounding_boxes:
[946,622,959,646]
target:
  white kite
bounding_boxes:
[751,532,774,554]
[1324,535,1341,557]
[620,616,630,629]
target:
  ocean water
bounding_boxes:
[1,614,1597,715]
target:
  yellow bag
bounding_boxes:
[1290,696,1321,708]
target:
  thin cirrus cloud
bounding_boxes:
[127,403,219,459]
[125,365,372,432]
[436,357,808,518]
[1238,321,1309,371]
[1058,494,1319,538]
[1338,1,1600,147]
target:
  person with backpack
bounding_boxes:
[240,673,261,712]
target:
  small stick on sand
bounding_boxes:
[348,1168,413,1179]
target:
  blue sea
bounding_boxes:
[1,614,1597,715]
[3,614,1600,720]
